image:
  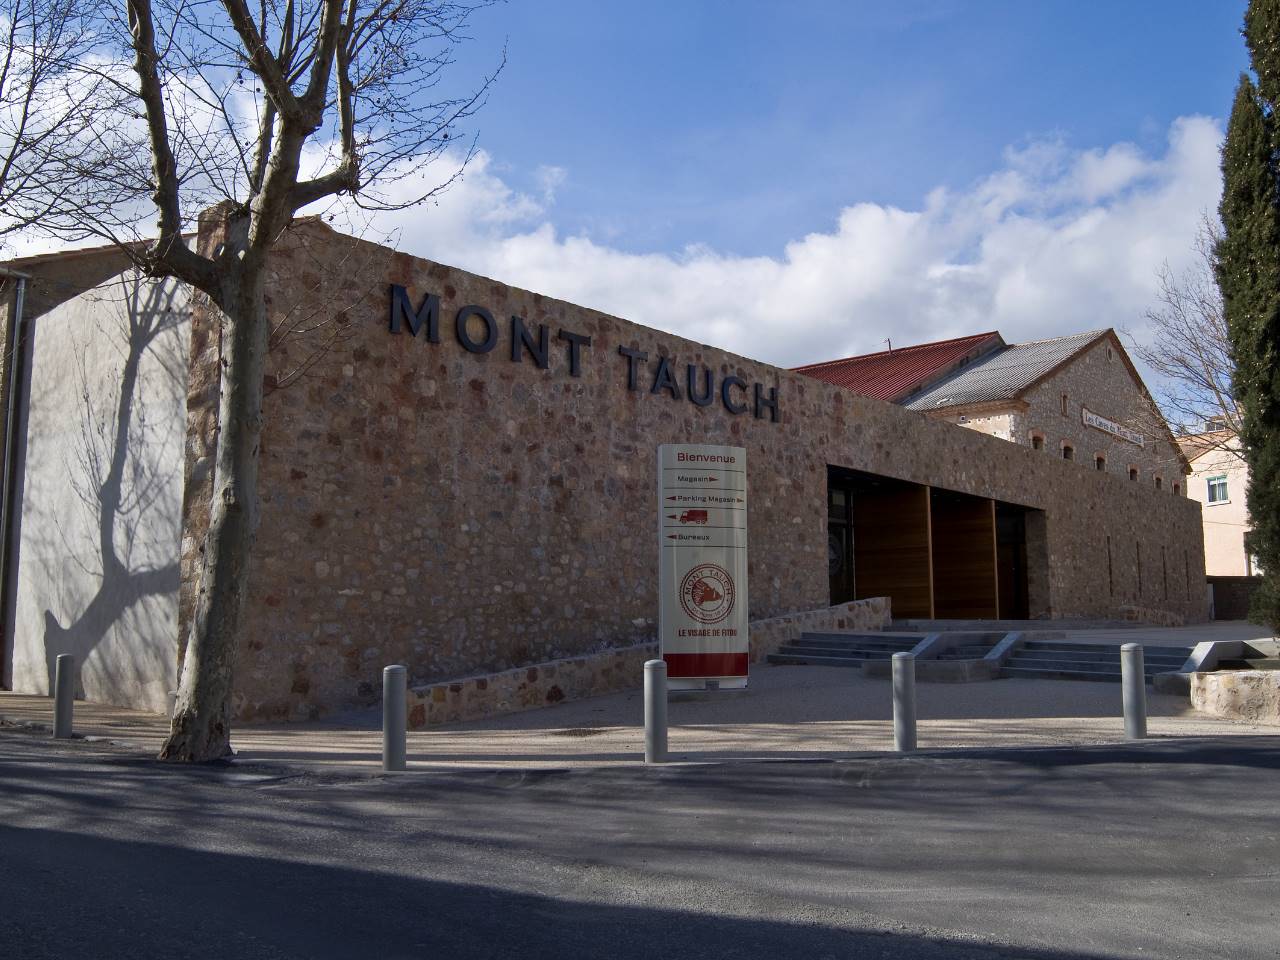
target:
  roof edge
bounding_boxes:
[790,330,1003,373]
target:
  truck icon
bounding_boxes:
[678,510,709,524]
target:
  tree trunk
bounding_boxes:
[159,259,268,763]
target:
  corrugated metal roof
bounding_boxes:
[793,331,1004,402]
[902,330,1109,410]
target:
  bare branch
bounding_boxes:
[125,0,217,290]
[219,0,303,121]
[1125,214,1243,463]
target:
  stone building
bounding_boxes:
[798,329,1192,491]
[0,218,1209,720]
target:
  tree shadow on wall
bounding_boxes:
[27,274,187,701]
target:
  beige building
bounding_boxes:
[0,220,1209,720]
[1180,430,1254,577]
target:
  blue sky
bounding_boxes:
[449,1,1247,257]
[333,2,1248,373]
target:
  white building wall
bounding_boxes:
[6,273,189,712]
[1186,441,1254,577]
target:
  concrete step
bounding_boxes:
[1021,640,1191,655]
[1000,666,1126,682]
[1007,655,1122,671]
[1018,644,1190,663]
[775,644,900,659]
[936,645,999,660]
[788,640,921,655]
[1011,650,1187,668]
[800,632,924,644]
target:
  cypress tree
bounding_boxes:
[1216,0,1280,628]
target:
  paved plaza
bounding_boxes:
[1,622,1274,771]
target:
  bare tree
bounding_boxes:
[9,0,499,760]
[0,0,118,245]
[1127,217,1242,459]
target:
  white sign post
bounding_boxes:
[658,443,748,690]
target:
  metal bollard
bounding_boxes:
[892,652,917,753]
[644,659,668,764]
[53,654,74,739]
[382,664,408,772]
[1121,643,1147,740]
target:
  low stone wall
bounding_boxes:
[1190,671,1280,725]
[405,597,891,728]
[747,596,890,662]
[1119,604,1186,627]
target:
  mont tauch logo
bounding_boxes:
[388,284,780,422]
[679,563,736,624]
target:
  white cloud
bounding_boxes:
[534,164,567,203]
[331,115,1224,370]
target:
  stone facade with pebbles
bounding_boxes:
[0,211,1190,718]
[405,597,891,727]
[1191,671,1280,725]
[930,334,1191,489]
[169,217,1209,722]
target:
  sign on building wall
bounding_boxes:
[1082,407,1144,446]
[658,444,749,690]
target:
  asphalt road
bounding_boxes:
[1,729,1278,960]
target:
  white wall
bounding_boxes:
[7,272,189,712]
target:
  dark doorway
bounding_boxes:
[931,487,998,619]
[828,466,1042,621]
[995,503,1030,620]
[828,466,933,618]
[828,484,855,604]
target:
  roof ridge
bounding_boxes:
[1006,328,1109,349]
[791,330,1000,371]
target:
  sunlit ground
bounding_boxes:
[2,657,1272,770]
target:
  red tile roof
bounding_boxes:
[793,331,1005,402]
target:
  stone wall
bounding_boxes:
[1191,671,1280,725]
[949,410,1016,442]
[932,335,1190,486]
[979,335,1203,615]
[1015,335,1187,484]
[405,597,891,727]
[181,218,1208,722]
[1118,604,1185,628]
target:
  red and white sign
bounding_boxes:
[658,443,748,690]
